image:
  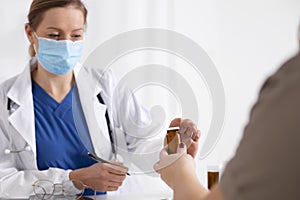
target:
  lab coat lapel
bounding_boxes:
[7,61,36,160]
[75,66,112,160]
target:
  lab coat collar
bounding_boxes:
[7,58,37,105]
[74,61,102,99]
[7,58,37,160]
[74,65,113,159]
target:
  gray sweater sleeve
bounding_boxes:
[220,53,300,200]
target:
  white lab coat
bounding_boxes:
[0,58,164,198]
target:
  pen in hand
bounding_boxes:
[88,152,130,176]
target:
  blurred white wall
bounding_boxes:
[0,0,299,194]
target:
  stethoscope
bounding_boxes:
[4,94,116,157]
[4,146,32,154]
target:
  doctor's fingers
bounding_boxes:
[92,173,125,191]
[107,161,129,173]
[193,129,201,142]
[179,119,197,136]
[180,119,200,141]
[93,180,123,192]
[105,179,128,191]
[106,186,120,191]
[184,129,201,146]
[103,162,128,175]
[94,163,127,183]
[99,168,127,183]
[96,179,124,189]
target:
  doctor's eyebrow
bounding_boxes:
[46,27,84,32]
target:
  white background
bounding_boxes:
[0,0,299,197]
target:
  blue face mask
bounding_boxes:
[34,33,83,75]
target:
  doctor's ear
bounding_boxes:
[25,23,35,44]
[25,23,37,57]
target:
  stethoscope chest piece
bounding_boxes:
[4,145,31,154]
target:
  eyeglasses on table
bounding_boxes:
[32,179,96,200]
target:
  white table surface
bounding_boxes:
[104,173,173,200]
[1,173,173,200]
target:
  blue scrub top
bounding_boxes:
[32,80,105,195]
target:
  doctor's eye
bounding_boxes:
[71,34,83,40]
[47,33,60,39]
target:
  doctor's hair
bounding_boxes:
[27,0,88,57]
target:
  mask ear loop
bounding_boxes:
[32,31,39,54]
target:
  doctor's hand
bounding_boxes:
[69,162,128,192]
[154,144,196,189]
[169,118,201,158]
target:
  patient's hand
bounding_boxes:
[154,144,196,189]
[169,118,201,158]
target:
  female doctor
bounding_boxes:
[0,0,200,198]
